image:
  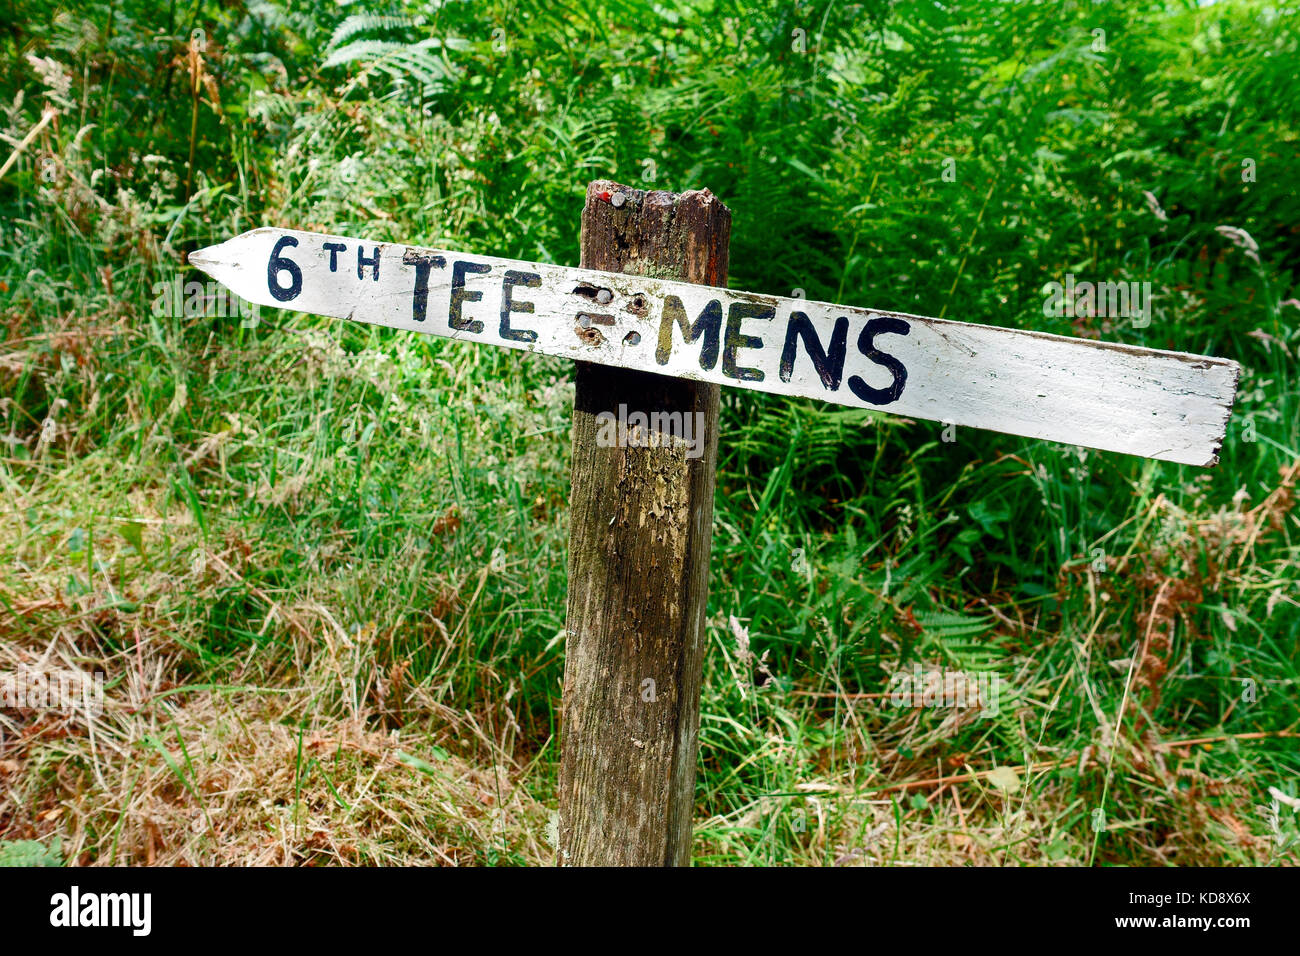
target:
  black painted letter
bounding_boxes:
[779,312,849,390]
[657,296,722,370]
[409,254,445,323]
[449,260,491,334]
[500,270,541,343]
[723,302,774,382]
[847,316,910,405]
[357,246,381,281]
[323,242,346,272]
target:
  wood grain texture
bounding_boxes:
[192,226,1238,466]
[557,180,730,866]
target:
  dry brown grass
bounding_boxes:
[0,455,553,866]
[1,653,553,866]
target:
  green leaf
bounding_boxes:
[118,519,145,553]
[395,750,446,776]
[1043,838,1069,861]
[913,610,992,639]
[0,838,63,866]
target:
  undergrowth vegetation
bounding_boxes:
[0,0,1297,865]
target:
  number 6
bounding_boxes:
[268,236,302,302]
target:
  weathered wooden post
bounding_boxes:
[558,180,731,866]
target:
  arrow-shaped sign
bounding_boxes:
[191,227,1239,466]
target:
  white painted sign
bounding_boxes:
[191,227,1239,466]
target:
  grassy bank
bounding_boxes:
[1,0,1297,865]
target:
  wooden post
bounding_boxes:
[558,180,731,866]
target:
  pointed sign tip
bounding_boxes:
[189,244,220,273]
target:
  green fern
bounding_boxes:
[322,39,412,70]
[321,25,457,94]
[327,13,426,53]
[0,838,63,867]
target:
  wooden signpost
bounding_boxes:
[192,179,1240,866]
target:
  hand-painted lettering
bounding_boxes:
[723,302,773,382]
[408,253,446,324]
[847,316,910,405]
[323,242,346,272]
[500,269,541,343]
[657,296,722,370]
[357,246,381,281]
[780,312,849,390]
[449,260,491,334]
[267,236,302,302]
